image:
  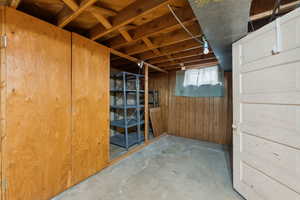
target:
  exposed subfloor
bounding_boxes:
[53,135,244,200]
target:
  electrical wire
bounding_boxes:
[270,0,282,22]
[250,20,255,32]
[167,4,203,45]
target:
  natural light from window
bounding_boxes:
[183,66,221,87]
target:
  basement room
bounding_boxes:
[0,0,299,200]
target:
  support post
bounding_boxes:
[136,75,141,144]
[123,72,129,150]
[144,64,149,143]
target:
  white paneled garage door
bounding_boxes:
[232,8,300,200]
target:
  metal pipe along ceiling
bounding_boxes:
[188,0,252,71]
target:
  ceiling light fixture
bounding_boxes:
[138,61,144,69]
[203,37,209,55]
[180,63,186,70]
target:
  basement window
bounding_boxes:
[183,66,221,87]
[175,66,224,97]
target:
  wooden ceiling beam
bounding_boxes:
[111,47,206,66]
[90,11,112,29]
[156,54,215,67]
[142,37,161,55]
[88,6,120,30]
[60,1,116,29]
[89,0,169,41]
[105,6,196,49]
[119,28,133,42]
[61,0,79,11]
[57,0,97,28]
[250,0,300,21]
[121,22,202,55]
[166,55,177,65]
[164,59,218,70]
[87,6,117,17]
[10,0,21,8]
[137,39,202,61]
[147,48,203,64]
[110,49,167,73]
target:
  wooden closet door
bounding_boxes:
[2,8,72,200]
[71,33,109,185]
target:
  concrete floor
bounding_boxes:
[110,132,155,160]
[53,135,244,200]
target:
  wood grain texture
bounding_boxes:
[137,39,201,61]
[58,0,97,28]
[105,5,196,49]
[149,108,164,137]
[148,73,169,133]
[71,33,110,185]
[121,22,201,55]
[0,6,5,200]
[10,0,21,8]
[2,7,72,200]
[149,72,233,145]
[89,0,169,40]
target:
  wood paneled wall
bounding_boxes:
[149,71,233,145]
[0,7,110,200]
[148,73,169,133]
[2,7,72,200]
[71,33,109,185]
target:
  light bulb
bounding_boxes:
[203,47,209,55]
[180,63,185,70]
[203,39,209,55]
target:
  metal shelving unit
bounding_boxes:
[110,72,145,150]
[110,71,160,150]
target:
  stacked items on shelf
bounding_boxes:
[110,71,159,150]
[110,72,144,150]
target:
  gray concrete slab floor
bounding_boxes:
[53,135,244,200]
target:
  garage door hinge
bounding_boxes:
[1,34,7,49]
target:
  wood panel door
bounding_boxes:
[233,9,300,200]
[71,33,109,185]
[1,7,72,200]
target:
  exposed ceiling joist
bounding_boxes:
[90,10,112,29]
[57,0,97,28]
[119,28,133,42]
[166,55,177,65]
[106,6,196,49]
[142,37,161,55]
[61,0,78,11]
[137,38,202,60]
[60,1,116,29]
[121,22,201,55]
[10,0,21,8]
[87,6,117,17]
[147,47,203,64]
[250,0,300,21]
[87,6,117,29]
[164,59,218,70]
[110,49,168,73]
[111,47,206,66]
[89,0,169,41]
[156,54,215,67]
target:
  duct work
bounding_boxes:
[188,0,252,71]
